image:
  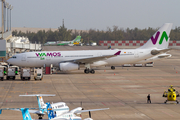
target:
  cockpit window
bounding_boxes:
[12,56,17,58]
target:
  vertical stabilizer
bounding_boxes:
[19,94,55,113]
[138,23,173,49]
[71,36,81,43]
[37,96,47,110]
[46,102,56,120]
[21,108,32,120]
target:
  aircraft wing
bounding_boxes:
[74,108,109,114]
[151,49,171,55]
[67,51,121,64]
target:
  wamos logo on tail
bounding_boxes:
[151,31,168,45]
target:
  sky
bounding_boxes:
[1,0,180,30]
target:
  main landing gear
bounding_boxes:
[84,68,95,74]
[111,66,115,70]
[38,115,43,119]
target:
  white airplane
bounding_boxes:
[19,94,102,119]
[0,102,109,120]
[19,94,59,119]
[7,23,173,74]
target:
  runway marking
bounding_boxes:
[101,102,106,106]
[118,102,125,106]
[161,111,173,117]
[101,102,125,106]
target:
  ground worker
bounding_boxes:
[147,94,151,103]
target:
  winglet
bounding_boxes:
[114,51,121,55]
[0,109,2,114]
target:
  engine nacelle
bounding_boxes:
[59,62,79,71]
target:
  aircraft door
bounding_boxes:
[21,54,26,61]
[134,51,139,58]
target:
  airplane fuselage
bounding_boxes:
[8,49,153,68]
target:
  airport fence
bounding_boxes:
[99,40,180,46]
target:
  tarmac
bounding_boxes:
[0,46,180,120]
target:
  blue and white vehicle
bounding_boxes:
[0,101,109,120]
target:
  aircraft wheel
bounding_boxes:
[164,100,167,104]
[84,69,89,74]
[176,100,179,104]
[111,66,115,70]
[39,116,43,119]
[90,69,95,74]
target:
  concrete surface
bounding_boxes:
[0,47,180,120]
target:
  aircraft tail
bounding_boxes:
[21,108,32,120]
[19,94,55,112]
[37,96,46,110]
[72,36,81,43]
[46,102,56,120]
[138,23,173,49]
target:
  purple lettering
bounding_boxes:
[47,53,53,56]
[35,53,39,57]
[53,52,57,56]
[151,31,160,45]
[57,52,61,56]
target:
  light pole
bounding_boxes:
[5,2,9,31]
[9,5,13,31]
[3,1,7,32]
[1,0,5,39]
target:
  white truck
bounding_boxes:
[34,69,43,80]
[21,68,31,80]
[7,67,16,80]
[0,68,4,81]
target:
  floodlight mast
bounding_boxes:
[6,2,9,31]
[9,5,13,31]
[1,0,5,38]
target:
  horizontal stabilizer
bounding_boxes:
[19,94,56,97]
[74,108,109,114]
[151,49,171,55]
[158,54,171,58]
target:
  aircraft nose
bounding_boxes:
[7,58,13,64]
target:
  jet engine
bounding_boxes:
[59,62,79,71]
